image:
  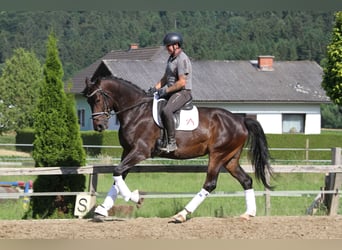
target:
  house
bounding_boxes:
[69,44,330,134]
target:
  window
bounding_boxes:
[77,109,85,127]
[282,114,305,133]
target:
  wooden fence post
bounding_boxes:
[89,173,98,195]
[305,138,309,164]
[324,147,342,215]
[264,170,271,215]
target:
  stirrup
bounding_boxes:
[158,140,177,152]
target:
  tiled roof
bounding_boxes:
[69,46,167,93]
[70,46,329,103]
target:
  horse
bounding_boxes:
[82,76,273,223]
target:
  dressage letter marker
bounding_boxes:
[74,193,96,218]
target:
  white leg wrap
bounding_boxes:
[102,184,119,210]
[178,209,188,218]
[185,188,209,213]
[244,189,256,216]
[113,175,132,202]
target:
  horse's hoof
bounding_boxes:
[171,213,187,223]
[239,213,254,221]
[131,190,145,208]
[136,197,144,208]
[93,214,106,222]
[94,205,108,217]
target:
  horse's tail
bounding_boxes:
[244,118,274,190]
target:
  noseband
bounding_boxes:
[87,87,113,120]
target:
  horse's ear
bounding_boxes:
[81,77,91,96]
[85,77,90,87]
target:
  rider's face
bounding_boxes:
[166,44,178,54]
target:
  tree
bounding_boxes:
[27,32,86,219]
[322,11,342,108]
[0,11,336,80]
[321,103,342,128]
[0,48,42,134]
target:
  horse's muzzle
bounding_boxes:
[91,112,110,132]
[94,124,107,132]
[93,120,109,132]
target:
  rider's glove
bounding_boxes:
[146,86,157,96]
[157,87,168,98]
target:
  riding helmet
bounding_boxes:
[163,32,183,47]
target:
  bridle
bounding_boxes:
[87,87,113,120]
[87,87,152,120]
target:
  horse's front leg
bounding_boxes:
[171,160,221,223]
[112,147,148,203]
[93,147,148,221]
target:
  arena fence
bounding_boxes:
[0,148,341,217]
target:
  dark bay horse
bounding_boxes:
[83,76,273,222]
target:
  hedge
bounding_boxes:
[15,129,122,157]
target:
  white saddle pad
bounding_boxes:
[152,94,199,131]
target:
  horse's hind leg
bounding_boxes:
[224,153,256,220]
[172,156,221,223]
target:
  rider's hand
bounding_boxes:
[157,87,167,98]
[146,86,157,96]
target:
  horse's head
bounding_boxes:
[82,77,113,132]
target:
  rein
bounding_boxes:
[87,87,152,119]
[114,99,152,115]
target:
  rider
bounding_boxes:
[149,32,193,152]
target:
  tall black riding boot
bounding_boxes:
[159,112,178,152]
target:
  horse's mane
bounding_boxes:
[96,76,146,95]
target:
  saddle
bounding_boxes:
[152,93,199,131]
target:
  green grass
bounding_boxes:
[0,132,16,151]
[0,171,339,220]
[92,172,336,218]
[321,128,342,135]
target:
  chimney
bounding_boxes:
[129,43,139,50]
[258,55,274,71]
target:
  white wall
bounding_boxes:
[304,113,321,134]
[257,114,282,134]
[195,102,322,134]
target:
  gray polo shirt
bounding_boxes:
[165,51,192,90]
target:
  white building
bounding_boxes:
[70,45,330,134]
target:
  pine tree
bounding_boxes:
[322,11,342,108]
[27,32,86,219]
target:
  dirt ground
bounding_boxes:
[1,149,342,240]
[0,216,342,239]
